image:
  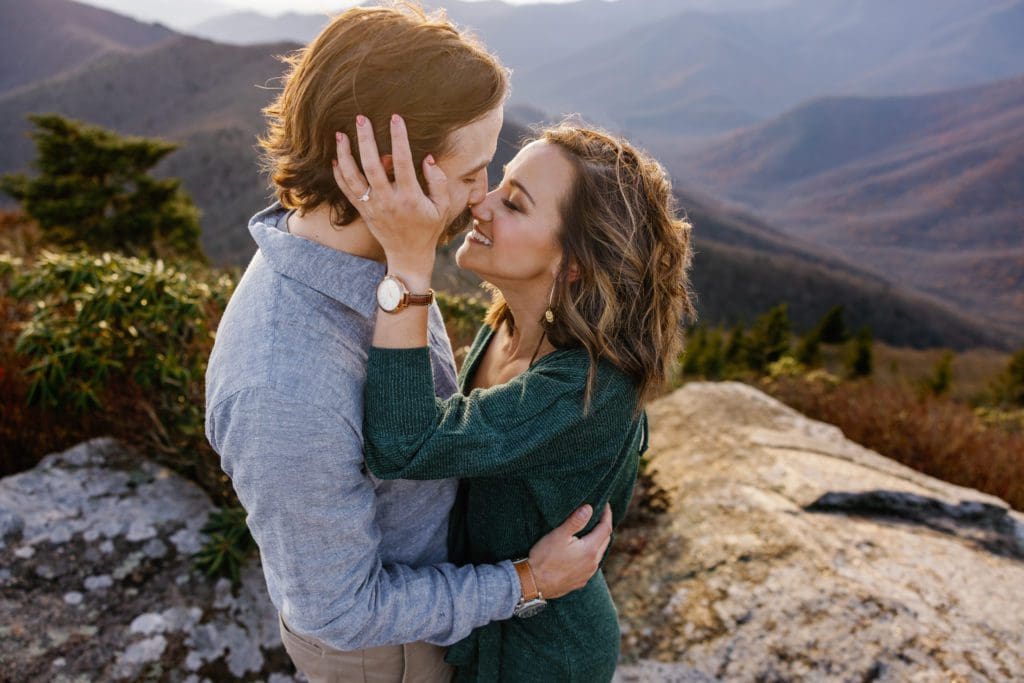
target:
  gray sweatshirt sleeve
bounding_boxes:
[206,385,519,650]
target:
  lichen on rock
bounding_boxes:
[0,437,299,681]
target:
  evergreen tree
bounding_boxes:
[794,326,822,367]
[992,347,1024,406]
[746,303,791,373]
[724,321,747,371]
[701,328,725,380]
[924,351,954,396]
[0,114,203,260]
[844,326,873,378]
[682,324,707,376]
[816,305,849,343]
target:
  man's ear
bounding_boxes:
[380,154,395,181]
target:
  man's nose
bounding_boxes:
[470,189,498,222]
[467,168,489,207]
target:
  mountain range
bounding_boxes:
[0,0,174,95]
[672,75,1024,336]
[0,0,1019,350]
[185,0,1024,138]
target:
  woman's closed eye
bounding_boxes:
[502,198,520,212]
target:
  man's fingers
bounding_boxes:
[334,132,367,202]
[389,114,419,194]
[354,115,390,194]
[578,503,612,549]
[555,504,594,538]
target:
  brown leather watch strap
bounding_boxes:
[406,290,434,306]
[512,559,541,601]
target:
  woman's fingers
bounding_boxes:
[355,115,391,197]
[389,115,419,195]
[333,132,367,203]
[422,154,450,216]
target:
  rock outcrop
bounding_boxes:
[610,381,1024,682]
[0,438,298,682]
[4,381,1023,682]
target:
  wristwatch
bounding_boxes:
[511,558,547,618]
[376,274,434,314]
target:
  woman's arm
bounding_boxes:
[363,345,635,480]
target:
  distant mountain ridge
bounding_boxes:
[182,0,1024,140]
[517,0,1024,138]
[0,0,174,95]
[673,75,1024,338]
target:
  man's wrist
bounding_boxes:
[499,559,522,618]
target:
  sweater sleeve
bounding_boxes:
[363,345,634,481]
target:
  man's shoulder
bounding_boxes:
[206,254,374,421]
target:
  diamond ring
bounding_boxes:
[358,186,372,202]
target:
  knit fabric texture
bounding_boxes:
[364,323,648,682]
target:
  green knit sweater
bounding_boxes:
[364,323,648,682]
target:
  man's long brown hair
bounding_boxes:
[486,123,698,413]
[258,2,508,227]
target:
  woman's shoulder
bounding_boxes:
[535,347,638,402]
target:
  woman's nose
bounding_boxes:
[470,191,497,222]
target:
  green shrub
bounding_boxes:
[194,506,255,585]
[815,304,849,343]
[724,321,747,370]
[844,326,874,379]
[991,347,1024,407]
[794,326,822,367]
[745,303,791,373]
[923,351,954,396]
[681,324,707,377]
[6,249,235,499]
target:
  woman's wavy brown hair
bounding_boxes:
[257,2,508,227]
[485,122,698,412]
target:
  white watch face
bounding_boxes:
[377,278,404,312]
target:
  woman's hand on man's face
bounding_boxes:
[332,114,450,275]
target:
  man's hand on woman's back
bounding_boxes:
[526,504,614,599]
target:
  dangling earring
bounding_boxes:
[544,281,556,324]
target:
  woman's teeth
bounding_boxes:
[468,228,493,247]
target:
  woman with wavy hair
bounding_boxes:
[333,115,696,681]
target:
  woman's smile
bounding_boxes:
[467,221,493,247]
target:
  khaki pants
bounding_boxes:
[279,614,455,683]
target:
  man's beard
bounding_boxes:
[439,206,474,246]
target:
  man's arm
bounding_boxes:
[206,385,609,650]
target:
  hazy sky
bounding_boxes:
[228,0,582,9]
[76,0,593,31]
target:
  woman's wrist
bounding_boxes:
[385,256,434,293]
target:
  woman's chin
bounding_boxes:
[454,240,484,275]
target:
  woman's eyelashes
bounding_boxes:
[502,198,520,213]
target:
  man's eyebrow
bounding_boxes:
[462,159,490,177]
